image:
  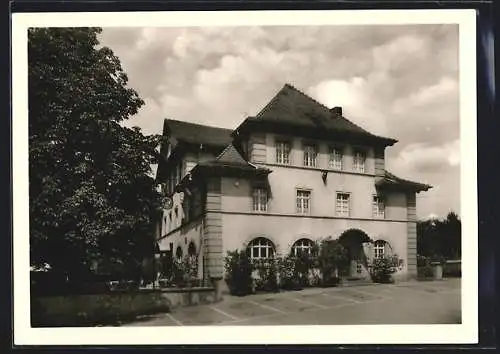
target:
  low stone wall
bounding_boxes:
[31,287,217,327]
[418,260,461,280]
[443,260,461,277]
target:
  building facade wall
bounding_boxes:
[220,169,407,220]
[157,218,204,279]
[157,131,420,283]
[261,133,378,175]
[204,177,224,280]
[406,192,418,279]
[218,130,412,280]
[220,213,409,278]
[220,171,411,279]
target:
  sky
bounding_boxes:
[98,24,460,220]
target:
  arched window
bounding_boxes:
[188,242,196,256]
[175,246,183,260]
[373,240,391,259]
[291,238,314,256]
[247,237,275,260]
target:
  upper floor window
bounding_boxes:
[252,187,268,212]
[372,195,385,218]
[276,140,291,165]
[303,144,317,167]
[336,192,350,217]
[329,146,343,170]
[296,189,311,214]
[353,150,366,173]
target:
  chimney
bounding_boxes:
[330,106,342,116]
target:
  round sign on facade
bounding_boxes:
[164,197,173,210]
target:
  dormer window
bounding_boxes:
[353,150,366,173]
[303,144,317,167]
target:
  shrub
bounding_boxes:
[417,255,434,279]
[171,258,188,287]
[170,255,200,288]
[370,255,402,283]
[417,255,429,267]
[277,255,302,290]
[295,251,317,287]
[253,258,279,292]
[224,250,253,296]
[317,238,349,287]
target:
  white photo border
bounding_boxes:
[12,9,478,345]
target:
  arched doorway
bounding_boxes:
[338,229,373,279]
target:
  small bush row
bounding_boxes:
[158,255,202,288]
[224,239,404,296]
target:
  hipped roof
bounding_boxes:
[233,84,397,147]
[162,118,233,149]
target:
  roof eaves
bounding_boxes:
[380,170,432,192]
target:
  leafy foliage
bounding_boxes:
[224,239,351,295]
[224,250,254,296]
[417,211,461,260]
[29,28,162,280]
[171,255,200,288]
[417,255,435,279]
[317,238,350,286]
[369,255,402,283]
[252,258,279,292]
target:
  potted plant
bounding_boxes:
[430,254,447,280]
[370,255,402,283]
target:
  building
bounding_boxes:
[154,83,431,291]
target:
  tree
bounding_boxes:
[417,211,461,260]
[29,28,162,281]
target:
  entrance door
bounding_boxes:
[338,228,373,279]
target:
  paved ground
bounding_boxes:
[124,278,461,326]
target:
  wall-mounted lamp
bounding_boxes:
[321,170,328,184]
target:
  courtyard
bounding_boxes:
[123,278,461,326]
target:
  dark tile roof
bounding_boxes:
[198,144,268,170]
[235,84,397,145]
[377,170,432,192]
[215,144,250,166]
[163,118,233,148]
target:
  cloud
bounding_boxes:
[391,139,460,173]
[308,77,389,136]
[125,97,164,135]
[98,24,460,219]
